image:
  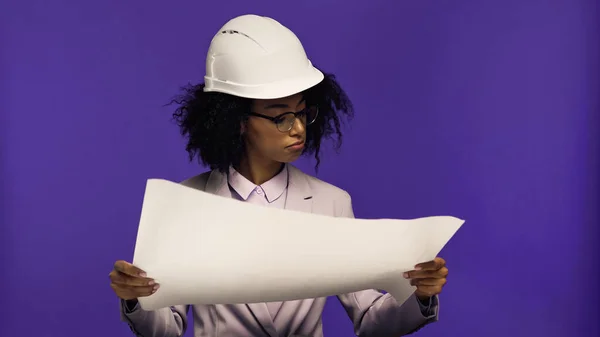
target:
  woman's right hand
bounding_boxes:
[109,260,159,300]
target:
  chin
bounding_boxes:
[279,153,302,163]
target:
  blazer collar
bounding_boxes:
[203,164,313,337]
[205,164,313,201]
[204,168,229,197]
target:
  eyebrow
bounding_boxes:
[264,97,306,110]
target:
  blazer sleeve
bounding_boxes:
[335,191,439,337]
[119,300,189,337]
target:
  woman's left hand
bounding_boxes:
[403,257,448,301]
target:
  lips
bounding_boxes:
[288,141,304,148]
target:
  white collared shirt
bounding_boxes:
[227,164,288,208]
[226,164,289,318]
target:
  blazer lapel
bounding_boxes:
[285,165,313,213]
[246,303,278,337]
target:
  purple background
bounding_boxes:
[2,0,599,336]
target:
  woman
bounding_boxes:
[109,14,449,337]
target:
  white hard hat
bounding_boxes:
[203,15,324,99]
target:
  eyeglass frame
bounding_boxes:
[246,106,319,132]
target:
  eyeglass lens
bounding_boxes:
[276,106,318,132]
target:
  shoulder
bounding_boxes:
[179,171,212,191]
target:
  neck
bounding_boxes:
[236,154,283,185]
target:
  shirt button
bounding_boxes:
[256,187,263,194]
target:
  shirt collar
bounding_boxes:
[227,164,289,202]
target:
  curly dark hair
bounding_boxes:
[170,69,354,173]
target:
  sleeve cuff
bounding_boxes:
[122,299,140,313]
[416,295,438,317]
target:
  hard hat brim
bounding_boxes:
[203,66,324,100]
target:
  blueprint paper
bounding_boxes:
[132,179,464,310]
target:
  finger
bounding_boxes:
[111,281,160,294]
[415,257,445,271]
[415,285,443,297]
[114,260,147,277]
[110,282,159,298]
[404,267,448,279]
[109,283,138,300]
[410,277,447,287]
[110,270,155,287]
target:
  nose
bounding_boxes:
[289,116,306,135]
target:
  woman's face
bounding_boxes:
[243,93,307,165]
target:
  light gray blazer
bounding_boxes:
[120,165,439,337]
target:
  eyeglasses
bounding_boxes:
[247,106,319,132]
